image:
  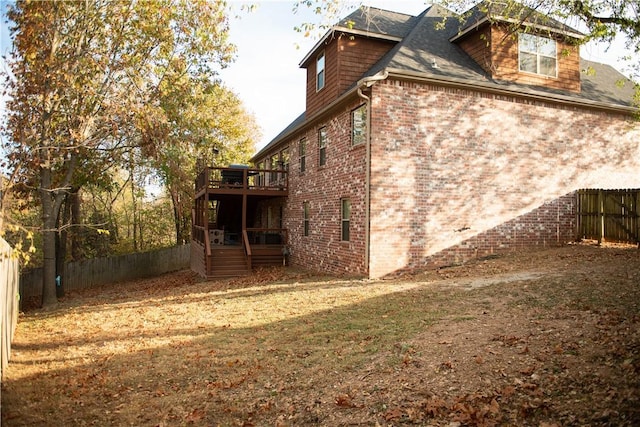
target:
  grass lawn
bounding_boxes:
[2,243,639,426]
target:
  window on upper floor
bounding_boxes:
[269,154,279,183]
[318,127,327,167]
[341,198,351,242]
[281,147,290,171]
[316,51,325,91]
[518,33,557,78]
[299,138,306,173]
[352,104,367,146]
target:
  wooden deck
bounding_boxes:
[192,166,289,279]
[195,166,288,198]
[191,241,286,279]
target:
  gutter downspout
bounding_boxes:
[356,69,388,277]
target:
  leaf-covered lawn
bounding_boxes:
[2,243,639,426]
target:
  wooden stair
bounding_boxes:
[207,246,249,278]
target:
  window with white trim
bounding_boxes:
[341,198,351,241]
[299,138,306,173]
[318,127,327,167]
[518,33,557,77]
[316,51,325,91]
[352,104,366,146]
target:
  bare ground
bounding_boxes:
[2,242,639,426]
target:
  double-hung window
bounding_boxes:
[299,138,306,173]
[316,52,325,91]
[318,127,327,167]
[518,33,557,77]
[341,198,351,241]
[352,104,366,146]
[269,154,279,184]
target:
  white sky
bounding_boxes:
[0,0,634,152]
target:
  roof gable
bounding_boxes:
[299,6,416,68]
[364,4,488,82]
[453,1,584,41]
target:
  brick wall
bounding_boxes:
[263,100,369,276]
[368,79,640,277]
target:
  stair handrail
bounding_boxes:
[242,229,252,271]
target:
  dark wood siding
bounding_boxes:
[337,36,396,94]
[305,35,396,117]
[458,24,581,93]
[458,26,493,75]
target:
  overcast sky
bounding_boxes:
[0,0,633,152]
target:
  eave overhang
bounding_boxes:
[299,26,403,68]
[385,67,636,115]
[450,15,585,43]
[252,68,637,163]
[250,84,362,162]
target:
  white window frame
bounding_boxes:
[316,51,325,91]
[518,33,557,78]
[318,127,327,167]
[299,138,306,173]
[351,104,367,146]
[341,198,351,242]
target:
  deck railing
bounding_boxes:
[242,230,252,271]
[245,228,288,246]
[195,166,288,193]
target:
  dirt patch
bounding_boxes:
[2,243,639,426]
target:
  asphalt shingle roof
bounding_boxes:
[337,6,418,39]
[254,4,637,160]
[458,1,584,38]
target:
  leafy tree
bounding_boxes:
[146,70,259,245]
[2,0,236,307]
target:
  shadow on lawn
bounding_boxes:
[3,270,455,426]
[3,249,640,426]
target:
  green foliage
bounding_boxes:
[1,0,253,306]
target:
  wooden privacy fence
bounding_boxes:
[20,244,190,304]
[1,237,20,379]
[576,189,639,245]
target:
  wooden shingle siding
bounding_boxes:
[458,26,493,75]
[458,24,581,93]
[306,35,396,117]
[337,36,395,94]
[306,41,339,117]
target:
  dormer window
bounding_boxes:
[518,33,557,78]
[316,51,325,91]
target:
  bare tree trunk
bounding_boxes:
[55,191,72,298]
[130,158,138,251]
[70,188,82,260]
[40,167,58,308]
[170,187,182,244]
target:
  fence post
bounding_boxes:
[597,189,604,245]
[1,237,20,379]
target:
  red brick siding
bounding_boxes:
[272,100,369,276]
[368,79,640,277]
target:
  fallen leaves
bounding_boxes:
[3,244,640,426]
